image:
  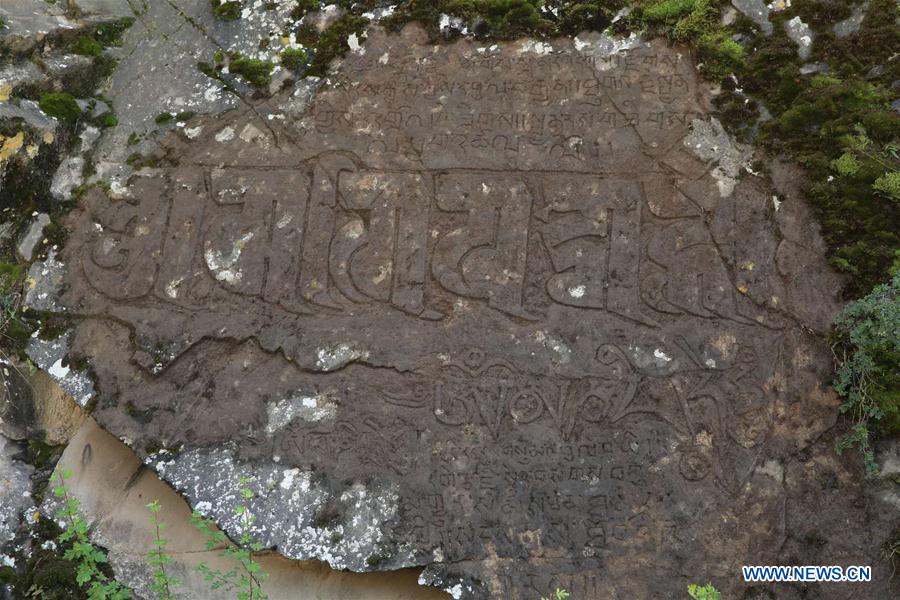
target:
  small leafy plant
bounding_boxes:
[146,500,180,600]
[829,124,900,202]
[687,582,720,600]
[540,588,570,600]
[191,476,269,599]
[52,468,132,599]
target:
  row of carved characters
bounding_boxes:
[80,152,769,327]
[375,341,771,449]
[311,106,704,135]
[326,71,691,105]
[400,477,683,562]
[340,48,684,78]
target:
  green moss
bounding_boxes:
[175,110,195,121]
[72,35,103,57]
[38,93,80,122]
[280,47,308,71]
[0,263,24,294]
[99,113,118,127]
[211,0,242,20]
[696,30,744,79]
[642,0,699,23]
[155,112,173,124]
[229,56,274,88]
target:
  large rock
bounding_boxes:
[45,25,896,599]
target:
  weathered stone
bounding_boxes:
[44,416,449,599]
[0,0,77,40]
[16,212,49,261]
[25,331,94,408]
[732,0,773,35]
[44,25,896,599]
[45,54,95,79]
[0,434,33,564]
[800,61,829,75]
[0,99,58,132]
[785,16,815,61]
[0,361,34,440]
[23,249,66,313]
[49,155,85,201]
[0,61,44,96]
[834,1,869,38]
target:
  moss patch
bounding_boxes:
[38,93,80,122]
[280,47,308,71]
[72,35,103,57]
[229,55,275,88]
[211,0,242,21]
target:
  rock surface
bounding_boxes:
[34,23,898,600]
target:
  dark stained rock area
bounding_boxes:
[46,25,897,599]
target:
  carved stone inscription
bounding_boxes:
[58,28,846,599]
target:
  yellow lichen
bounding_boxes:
[0,131,25,162]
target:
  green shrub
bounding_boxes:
[833,267,900,475]
[38,92,81,122]
[52,468,132,599]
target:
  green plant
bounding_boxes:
[873,171,900,201]
[540,588,570,600]
[155,112,174,124]
[191,476,269,599]
[833,267,900,475]
[687,582,720,600]
[38,92,81,122]
[52,468,132,599]
[146,501,180,600]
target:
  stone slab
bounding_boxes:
[47,25,895,599]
